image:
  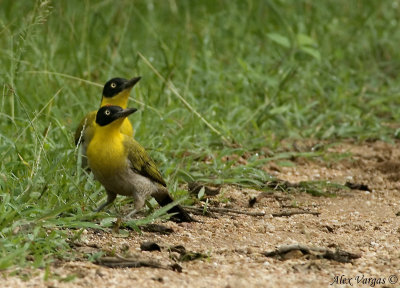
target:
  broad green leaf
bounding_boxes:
[300,46,321,61]
[267,33,290,48]
[297,33,317,47]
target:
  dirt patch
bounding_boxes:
[2,141,400,288]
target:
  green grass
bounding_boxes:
[1,0,400,271]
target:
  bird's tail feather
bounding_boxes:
[152,188,195,222]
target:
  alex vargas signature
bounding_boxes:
[330,274,398,287]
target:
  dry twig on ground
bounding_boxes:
[264,244,361,263]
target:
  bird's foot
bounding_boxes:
[122,209,138,222]
[94,203,109,212]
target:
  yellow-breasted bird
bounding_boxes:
[74,77,141,167]
[86,105,194,222]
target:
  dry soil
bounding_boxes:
[2,141,400,288]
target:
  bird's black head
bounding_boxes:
[96,105,138,126]
[102,76,141,98]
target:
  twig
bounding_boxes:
[263,244,361,263]
[184,206,265,217]
[210,207,265,216]
[182,206,218,218]
[96,254,179,271]
[272,210,320,217]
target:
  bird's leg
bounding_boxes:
[125,208,138,219]
[124,194,145,219]
[95,191,117,212]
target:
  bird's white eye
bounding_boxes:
[105,110,111,116]
[111,82,117,88]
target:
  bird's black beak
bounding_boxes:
[122,76,141,90]
[114,107,138,119]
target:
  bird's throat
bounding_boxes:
[100,90,130,108]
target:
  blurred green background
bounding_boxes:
[1,0,400,269]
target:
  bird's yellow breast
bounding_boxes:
[120,118,133,137]
[86,125,128,177]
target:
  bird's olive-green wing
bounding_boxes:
[74,110,96,145]
[124,137,167,187]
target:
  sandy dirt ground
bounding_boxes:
[2,141,400,288]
